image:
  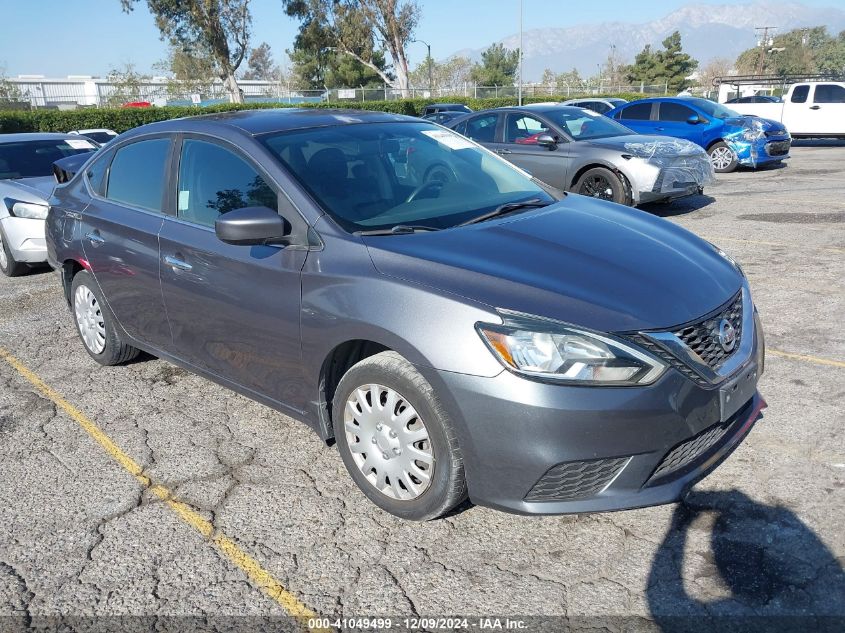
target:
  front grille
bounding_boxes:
[627,333,711,387]
[648,423,730,482]
[765,140,791,156]
[525,456,629,502]
[673,292,743,371]
[764,128,787,137]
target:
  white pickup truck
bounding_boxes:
[727,82,845,139]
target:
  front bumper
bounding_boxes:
[624,154,713,204]
[730,136,791,167]
[419,301,765,515]
[0,216,47,263]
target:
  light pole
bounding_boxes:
[413,38,433,95]
[518,0,523,105]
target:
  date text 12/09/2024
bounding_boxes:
[308,617,528,630]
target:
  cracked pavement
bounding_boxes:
[0,142,843,629]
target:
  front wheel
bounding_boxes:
[708,141,738,173]
[70,270,139,366]
[332,351,467,520]
[0,225,29,277]
[573,167,630,205]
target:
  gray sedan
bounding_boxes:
[446,105,714,206]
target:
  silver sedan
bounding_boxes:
[446,105,714,206]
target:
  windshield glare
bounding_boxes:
[690,99,741,119]
[541,108,634,140]
[261,121,555,232]
[0,139,96,179]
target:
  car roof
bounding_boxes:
[123,108,417,138]
[0,132,80,144]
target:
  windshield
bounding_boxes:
[541,108,634,141]
[261,121,555,233]
[690,99,741,119]
[0,139,98,179]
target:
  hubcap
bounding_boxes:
[581,175,614,201]
[344,384,434,501]
[710,146,735,170]
[74,285,106,354]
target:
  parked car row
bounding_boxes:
[0,107,766,523]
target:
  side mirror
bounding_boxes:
[686,114,703,125]
[536,133,558,149]
[215,206,290,246]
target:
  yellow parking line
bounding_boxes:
[704,236,845,254]
[0,346,329,631]
[767,348,845,368]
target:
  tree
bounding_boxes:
[121,0,251,103]
[623,31,698,92]
[470,43,520,86]
[153,45,218,98]
[105,62,151,106]
[282,0,419,94]
[242,42,280,80]
[409,56,472,90]
[735,27,845,76]
[541,67,586,94]
[0,64,26,104]
[697,57,733,90]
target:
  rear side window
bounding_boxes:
[85,151,112,197]
[813,84,845,104]
[464,114,499,143]
[791,85,809,103]
[177,139,277,228]
[106,138,170,212]
[586,101,610,113]
[619,102,652,120]
[658,102,696,122]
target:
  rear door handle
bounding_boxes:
[809,105,821,110]
[85,231,105,247]
[164,255,192,272]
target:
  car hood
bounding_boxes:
[723,116,786,135]
[582,134,699,153]
[363,196,743,332]
[3,176,56,201]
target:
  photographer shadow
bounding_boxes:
[647,489,844,633]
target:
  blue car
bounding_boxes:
[606,97,791,173]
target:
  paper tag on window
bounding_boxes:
[421,129,475,150]
[65,139,96,150]
[178,190,190,211]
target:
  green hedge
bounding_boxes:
[0,93,645,134]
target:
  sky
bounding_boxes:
[2,0,841,77]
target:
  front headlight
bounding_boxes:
[477,313,666,385]
[707,241,745,277]
[6,199,49,220]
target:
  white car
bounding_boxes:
[726,82,845,139]
[68,128,119,146]
[0,133,98,276]
[560,98,628,114]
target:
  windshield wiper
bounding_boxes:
[356,224,441,236]
[458,198,551,227]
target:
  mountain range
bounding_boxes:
[448,2,845,80]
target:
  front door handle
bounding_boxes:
[85,232,105,247]
[164,255,192,272]
[654,127,665,131]
[809,105,821,110]
[496,149,512,155]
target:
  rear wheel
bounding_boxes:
[0,225,29,277]
[574,167,629,205]
[332,351,467,520]
[70,270,139,365]
[708,141,738,173]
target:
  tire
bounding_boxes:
[573,167,629,205]
[332,351,467,521]
[70,269,139,366]
[708,141,738,173]
[0,225,29,277]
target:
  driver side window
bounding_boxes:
[177,140,278,228]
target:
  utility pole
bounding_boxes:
[518,0,523,106]
[413,39,433,95]
[755,26,777,75]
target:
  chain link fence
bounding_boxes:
[1,79,672,110]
